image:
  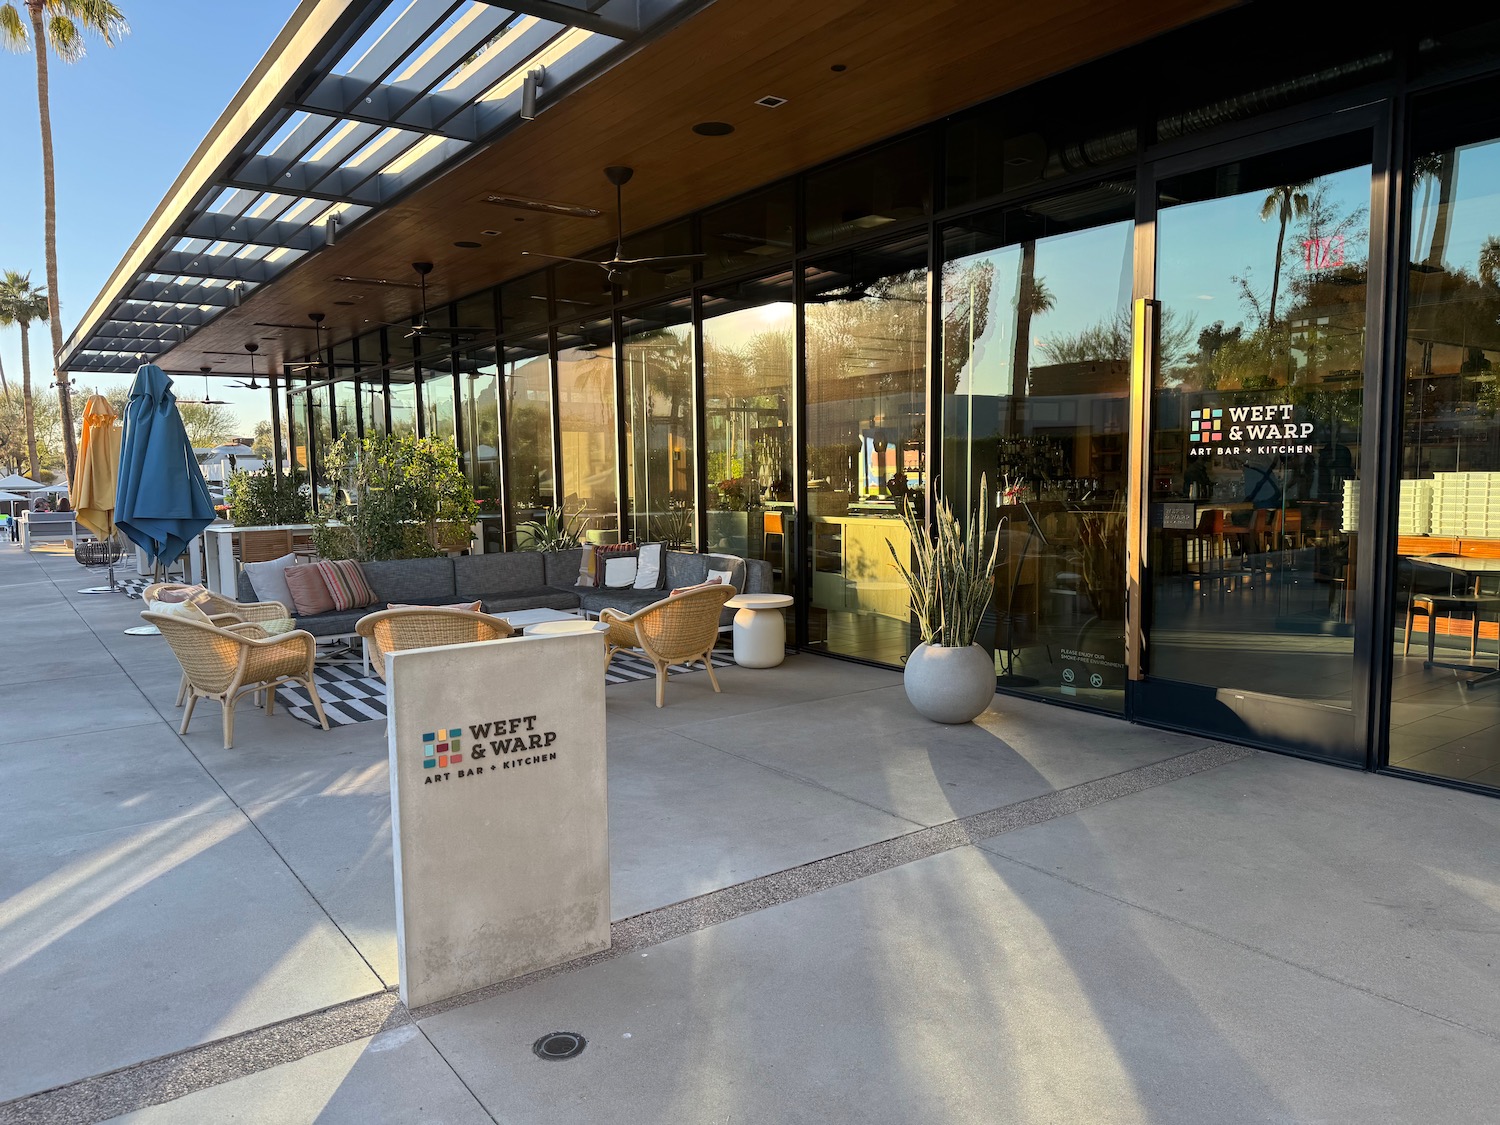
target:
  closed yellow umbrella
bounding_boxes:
[72,394,123,539]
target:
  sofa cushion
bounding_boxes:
[704,553,747,593]
[291,608,371,637]
[478,587,583,615]
[241,552,298,609]
[576,587,665,617]
[453,551,544,598]
[316,559,378,610]
[284,563,336,616]
[742,558,773,594]
[361,558,456,602]
[664,551,708,590]
[545,548,585,587]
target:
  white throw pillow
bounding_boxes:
[707,567,736,590]
[241,552,298,609]
[633,543,665,589]
[604,555,639,589]
[146,599,213,624]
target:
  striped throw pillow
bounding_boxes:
[314,559,377,611]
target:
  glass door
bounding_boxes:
[1134,129,1377,763]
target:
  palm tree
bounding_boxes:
[1259,180,1312,331]
[0,270,51,479]
[0,0,129,481]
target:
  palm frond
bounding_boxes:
[49,0,129,41]
[47,15,83,61]
[0,4,27,49]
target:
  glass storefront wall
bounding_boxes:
[556,320,618,538]
[421,362,457,447]
[803,236,928,664]
[503,336,554,541]
[702,273,796,612]
[1147,136,1371,738]
[622,301,696,548]
[270,12,1500,795]
[942,181,1136,711]
[1387,82,1500,786]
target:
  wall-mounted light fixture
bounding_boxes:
[520,65,545,120]
[324,213,341,247]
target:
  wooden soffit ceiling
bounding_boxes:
[161,0,1235,373]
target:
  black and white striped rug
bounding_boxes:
[275,649,737,728]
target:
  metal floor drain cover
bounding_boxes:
[533,1031,586,1060]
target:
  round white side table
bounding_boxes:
[724,593,793,668]
[526,619,608,636]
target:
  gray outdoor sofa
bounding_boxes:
[237,547,772,638]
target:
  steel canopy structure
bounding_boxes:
[61,0,708,375]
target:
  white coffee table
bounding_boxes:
[724,593,793,667]
[527,618,608,636]
[496,608,584,633]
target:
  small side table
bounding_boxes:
[526,619,608,637]
[725,593,793,668]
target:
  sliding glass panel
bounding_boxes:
[360,376,386,438]
[942,180,1136,709]
[309,387,334,487]
[333,380,358,441]
[388,367,418,437]
[703,272,796,611]
[556,320,618,540]
[803,236,928,663]
[503,335,554,544]
[1387,83,1500,788]
[461,345,503,552]
[1149,135,1371,716]
[421,362,457,447]
[622,300,696,547]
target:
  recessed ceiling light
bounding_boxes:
[754,95,787,108]
[830,64,846,72]
[481,229,502,237]
[454,240,482,248]
[334,300,356,306]
[692,121,735,136]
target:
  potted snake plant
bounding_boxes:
[887,476,1002,723]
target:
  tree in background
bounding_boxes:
[0,386,59,476]
[250,419,273,460]
[0,270,49,479]
[0,0,129,480]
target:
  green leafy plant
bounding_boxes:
[312,434,478,561]
[515,505,586,552]
[887,475,1002,648]
[227,469,309,527]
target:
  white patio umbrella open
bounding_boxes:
[0,474,43,492]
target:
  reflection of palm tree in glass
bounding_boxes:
[1259,181,1312,331]
[1012,244,1054,398]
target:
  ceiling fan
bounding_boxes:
[805,281,925,304]
[227,343,265,390]
[522,166,706,284]
[191,367,230,405]
[369,262,491,339]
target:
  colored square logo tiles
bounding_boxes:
[421,728,464,769]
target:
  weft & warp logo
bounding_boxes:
[422,728,463,769]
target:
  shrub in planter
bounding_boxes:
[887,476,1003,723]
[227,469,309,527]
[312,434,478,561]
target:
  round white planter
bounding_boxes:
[904,642,997,724]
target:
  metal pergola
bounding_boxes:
[61,0,706,375]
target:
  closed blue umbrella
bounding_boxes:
[114,365,215,566]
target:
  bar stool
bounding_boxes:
[762,510,785,578]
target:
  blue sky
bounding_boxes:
[0,0,297,431]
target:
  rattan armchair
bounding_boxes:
[600,585,736,707]
[144,583,294,707]
[140,610,328,749]
[355,606,516,683]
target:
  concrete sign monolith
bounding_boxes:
[387,631,608,1008]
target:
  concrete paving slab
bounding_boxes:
[0,722,231,844]
[979,751,1500,1040]
[240,792,398,987]
[0,671,164,746]
[675,687,1208,825]
[423,845,1500,1125]
[100,1025,490,1125]
[606,725,920,918]
[0,810,384,1101]
[185,720,388,806]
[602,653,902,729]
